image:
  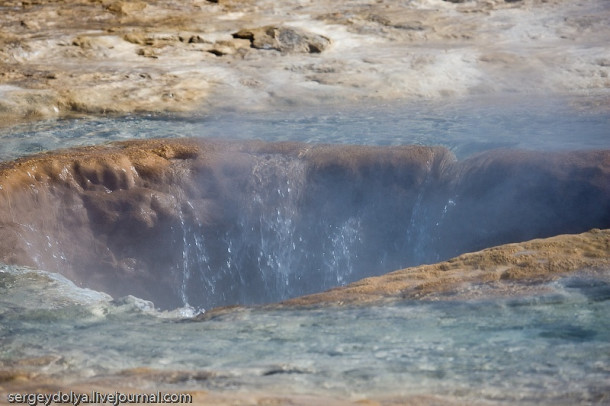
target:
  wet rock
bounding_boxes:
[233,25,331,53]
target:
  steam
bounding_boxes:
[169,150,439,309]
[166,147,610,310]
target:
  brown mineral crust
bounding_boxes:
[435,148,610,255]
[302,143,453,178]
[454,148,610,192]
[279,229,610,308]
[0,139,209,303]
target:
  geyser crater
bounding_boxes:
[0,138,608,310]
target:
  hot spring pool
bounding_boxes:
[0,96,609,404]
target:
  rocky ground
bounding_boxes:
[0,0,609,126]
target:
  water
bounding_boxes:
[0,96,608,162]
[1,265,609,403]
[1,96,609,402]
[168,149,437,310]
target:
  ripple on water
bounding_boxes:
[0,96,608,162]
[1,97,609,403]
[1,265,609,403]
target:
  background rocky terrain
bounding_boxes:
[1,0,609,126]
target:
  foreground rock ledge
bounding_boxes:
[275,228,610,309]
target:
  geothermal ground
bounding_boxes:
[0,0,609,405]
[0,0,609,125]
[0,138,608,310]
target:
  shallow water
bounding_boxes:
[1,265,609,404]
[0,96,608,162]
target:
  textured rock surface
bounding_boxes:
[233,26,331,53]
[0,0,608,126]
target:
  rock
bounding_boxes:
[0,86,62,124]
[233,25,331,53]
[72,35,117,50]
[208,39,250,56]
[19,19,40,30]
[105,1,147,16]
[136,47,158,58]
[187,34,208,44]
[0,139,207,308]
[123,32,183,46]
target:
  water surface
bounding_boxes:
[1,96,608,162]
[1,265,609,404]
[1,96,609,403]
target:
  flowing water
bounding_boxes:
[0,96,609,403]
[1,96,608,161]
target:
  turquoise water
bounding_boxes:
[1,265,609,403]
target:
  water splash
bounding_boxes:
[164,151,457,309]
[2,265,609,404]
[323,217,362,287]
